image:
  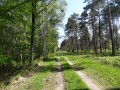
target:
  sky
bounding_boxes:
[58,0,87,47]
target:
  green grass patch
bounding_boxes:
[24,58,56,90]
[80,55,120,68]
[66,55,120,89]
[3,56,57,90]
[60,57,89,90]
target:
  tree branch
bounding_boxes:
[0,0,31,16]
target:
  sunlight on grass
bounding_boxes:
[4,56,56,90]
[66,55,120,89]
[60,57,89,90]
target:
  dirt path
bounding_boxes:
[63,56,101,90]
[4,75,29,90]
[55,56,65,90]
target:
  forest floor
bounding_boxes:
[1,52,120,90]
[2,56,57,90]
[1,56,66,90]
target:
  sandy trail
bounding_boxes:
[63,56,101,90]
[55,56,65,90]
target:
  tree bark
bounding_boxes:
[92,1,97,54]
[108,1,115,55]
[99,15,102,53]
[29,0,36,66]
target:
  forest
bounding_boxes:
[61,0,120,55]
[0,0,120,90]
[0,0,66,69]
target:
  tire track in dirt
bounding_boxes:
[55,56,65,90]
[63,56,101,90]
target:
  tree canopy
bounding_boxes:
[61,0,120,55]
[0,0,66,66]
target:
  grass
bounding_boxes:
[24,58,56,90]
[60,57,89,90]
[80,54,120,68]
[66,55,120,89]
[3,55,57,90]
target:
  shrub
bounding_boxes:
[0,55,16,68]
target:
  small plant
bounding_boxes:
[0,55,16,68]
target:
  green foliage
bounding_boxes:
[0,55,16,68]
[0,0,66,66]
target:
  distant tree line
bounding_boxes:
[61,0,120,55]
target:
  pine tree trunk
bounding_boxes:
[108,2,115,55]
[99,15,102,53]
[92,1,97,54]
